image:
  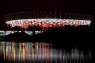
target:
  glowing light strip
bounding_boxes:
[0,31,33,36]
[6,19,91,28]
[24,31,33,35]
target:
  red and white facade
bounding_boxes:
[6,19,91,28]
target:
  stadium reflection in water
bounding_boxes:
[0,42,92,63]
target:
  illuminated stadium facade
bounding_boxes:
[5,12,92,29]
[0,12,91,38]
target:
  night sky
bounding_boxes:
[0,0,94,25]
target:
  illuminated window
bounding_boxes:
[24,31,33,35]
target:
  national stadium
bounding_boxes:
[5,12,92,29]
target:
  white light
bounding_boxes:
[15,31,17,32]
[6,19,91,28]
[25,31,33,35]
[19,31,21,32]
[11,31,14,33]
[0,31,4,32]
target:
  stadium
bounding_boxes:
[5,12,92,29]
[0,12,92,41]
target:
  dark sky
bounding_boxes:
[0,0,94,25]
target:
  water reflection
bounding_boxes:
[0,41,92,63]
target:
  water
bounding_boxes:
[0,41,92,63]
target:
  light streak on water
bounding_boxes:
[0,42,92,63]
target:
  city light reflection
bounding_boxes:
[22,45,25,60]
[13,47,16,60]
[0,42,92,63]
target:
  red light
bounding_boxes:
[6,19,91,28]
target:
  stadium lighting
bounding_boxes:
[6,19,91,28]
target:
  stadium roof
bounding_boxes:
[0,0,94,26]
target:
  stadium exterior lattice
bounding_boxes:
[4,12,92,29]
